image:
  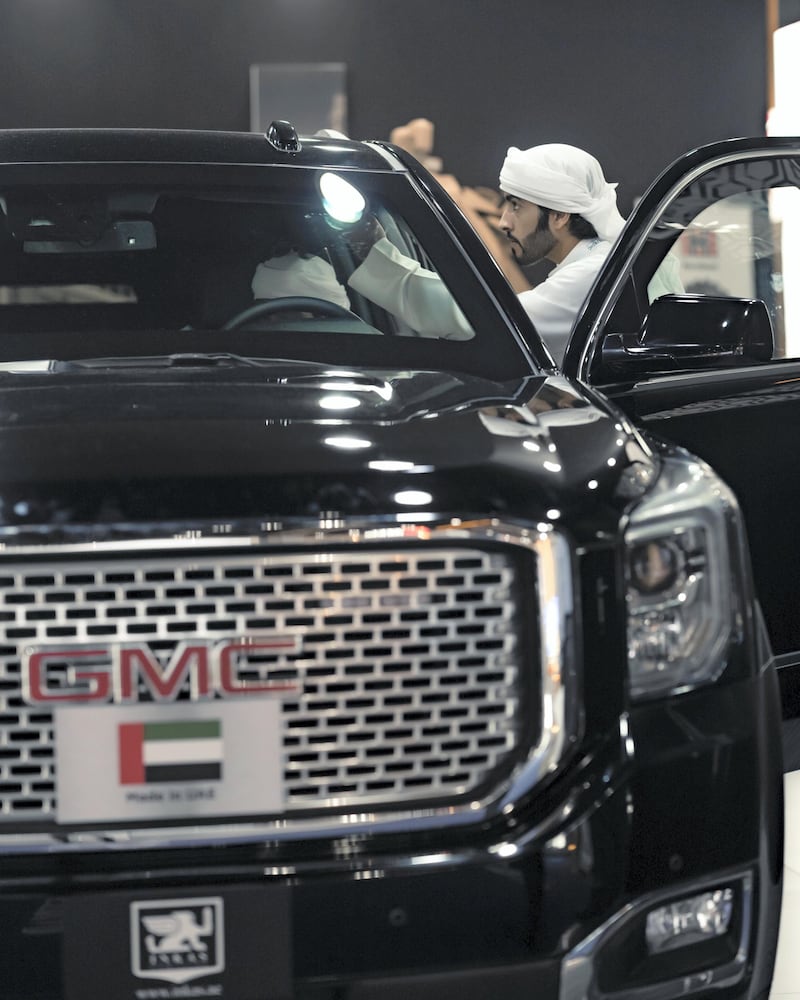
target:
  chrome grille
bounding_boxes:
[0,544,529,823]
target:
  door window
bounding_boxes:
[667,187,800,358]
[605,156,800,362]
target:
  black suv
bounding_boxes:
[0,126,786,1000]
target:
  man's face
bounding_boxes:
[499,195,556,266]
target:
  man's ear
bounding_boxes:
[549,211,572,232]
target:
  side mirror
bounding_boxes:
[599,294,775,378]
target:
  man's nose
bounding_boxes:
[498,207,512,233]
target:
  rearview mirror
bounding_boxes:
[23,220,156,254]
[599,294,774,378]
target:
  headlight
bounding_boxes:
[625,453,740,700]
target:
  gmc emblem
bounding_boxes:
[21,637,302,705]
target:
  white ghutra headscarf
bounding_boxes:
[499,143,626,243]
[252,252,351,310]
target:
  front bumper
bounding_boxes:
[0,670,782,1000]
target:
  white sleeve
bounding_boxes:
[347,238,473,339]
[517,254,606,366]
[647,252,685,302]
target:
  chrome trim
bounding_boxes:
[363,141,408,172]
[499,524,572,809]
[577,147,798,381]
[774,650,800,672]
[559,868,752,1000]
[0,532,270,554]
[0,517,577,854]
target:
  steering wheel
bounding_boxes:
[222,296,354,330]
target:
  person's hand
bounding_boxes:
[346,215,386,262]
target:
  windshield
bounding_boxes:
[0,162,530,381]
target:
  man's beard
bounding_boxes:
[511,210,556,267]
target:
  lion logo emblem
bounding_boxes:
[130,897,224,984]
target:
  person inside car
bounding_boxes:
[252,250,352,310]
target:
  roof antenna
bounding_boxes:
[266,120,301,152]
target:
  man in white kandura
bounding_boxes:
[492,143,626,363]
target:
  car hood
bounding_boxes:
[0,365,653,531]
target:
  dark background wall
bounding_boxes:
[0,0,768,215]
[783,0,800,25]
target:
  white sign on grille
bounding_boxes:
[55,700,283,824]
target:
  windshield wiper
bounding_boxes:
[36,353,341,372]
[65,353,275,369]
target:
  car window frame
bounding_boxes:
[563,145,800,383]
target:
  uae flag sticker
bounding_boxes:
[119,719,223,785]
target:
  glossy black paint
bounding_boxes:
[0,370,627,525]
[599,366,800,651]
[561,135,800,726]
[0,669,781,999]
[0,373,781,999]
[0,127,393,171]
[0,128,783,1000]
[600,295,775,376]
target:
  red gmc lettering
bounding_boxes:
[22,637,300,704]
[117,644,212,702]
[25,648,112,704]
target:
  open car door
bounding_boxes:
[563,137,800,764]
